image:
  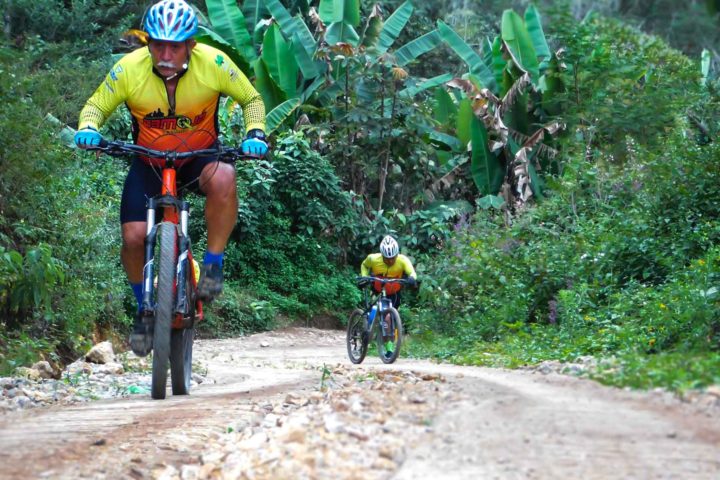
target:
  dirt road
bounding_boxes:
[0,328,718,479]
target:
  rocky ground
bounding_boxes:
[1,328,719,479]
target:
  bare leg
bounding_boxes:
[121,221,147,283]
[200,161,237,253]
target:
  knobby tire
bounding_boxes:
[171,261,194,395]
[377,307,402,364]
[151,222,177,400]
[346,308,368,364]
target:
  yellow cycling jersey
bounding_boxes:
[360,253,417,279]
[78,43,265,157]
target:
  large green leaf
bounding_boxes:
[524,5,550,63]
[376,0,414,55]
[325,21,360,46]
[395,30,442,66]
[265,0,317,58]
[300,75,327,102]
[319,0,361,26]
[361,6,384,48]
[241,0,268,36]
[266,97,301,133]
[501,10,539,82]
[429,130,463,152]
[477,194,505,209]
[292,32,322,79]
[433,87,457,126]
[437,20,496,91]
[254,58,287,112]
[205,0,256,63]
[456,98,472,147]
[490,36,507,94]
[262,23,298,98]
[399,73,454,98]
[196,26,251,76]
[470,116,503,195]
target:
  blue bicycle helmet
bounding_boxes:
[144,0,198,42]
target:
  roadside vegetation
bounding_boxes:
[1,0,719,393]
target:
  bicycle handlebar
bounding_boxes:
[356,276,414,287]
[87,140,262,162]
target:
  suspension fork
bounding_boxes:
[141,197,159,316]
[175,201,191,316]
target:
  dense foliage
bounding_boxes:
[411,13,720,391]
[1,1,719,392]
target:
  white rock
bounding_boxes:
[94,362,125,375]
[706,385,720,398]
[15,367,41,381]
[179,464,200,480]
[86,341,115,364]
[65,360,93,376]
[31,361,56,379]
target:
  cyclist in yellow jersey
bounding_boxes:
[360,236,419,349]
[74,0,267,355]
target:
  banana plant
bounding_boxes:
[201,0,444,134]
[428,5,566,212]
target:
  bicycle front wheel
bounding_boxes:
[346,308,369,364]
[377,307,402,364]
[170,327,193,395]
[151,222,177,400]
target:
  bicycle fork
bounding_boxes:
[140,198,196,323]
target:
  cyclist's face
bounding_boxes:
[382,255,397,266]
[148,39,195,77]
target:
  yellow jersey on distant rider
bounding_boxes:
[360,253,417,295]
[78,43,265,158]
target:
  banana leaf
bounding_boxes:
[376,0,414,55]
[491,36,507,95]
[501,10,539,82]
[325,21,360,46]
[254,58,287,112]
[361,5,384,48]
[456,98,472,147]
[267,97,301,133]
[301,75,327,102]
[196,26,251,77]
[398,73,454,98]
[438,20,496,91]
[319,0,361,26]
[429,130,463,152]
[395,30,442,66]
[524,5,550,63]
[205,0,256,63]
[262,24,298,98]
[470,115,503,195]
[265,0,317,58]
[433,87,457,126]
[292,32,322,79]
[241,0,268,37]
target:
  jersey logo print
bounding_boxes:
[142,108,208,131]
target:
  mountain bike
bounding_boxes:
[347,276,411,364]
[90,140,245,399]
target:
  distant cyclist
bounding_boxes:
[359,235,418,345]
[74,0,267,355]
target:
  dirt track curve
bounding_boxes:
[0,327,718,479]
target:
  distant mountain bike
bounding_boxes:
[347,276,411,364]
[91,140,247,399]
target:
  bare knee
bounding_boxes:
[122,222,146,251]
[201,162,237,198]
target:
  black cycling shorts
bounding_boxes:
[120,156,220,224]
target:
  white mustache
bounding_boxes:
[157,61,177,68]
